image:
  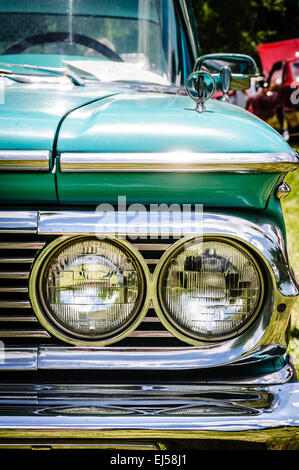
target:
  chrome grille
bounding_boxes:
[126,240,176,344]
[0,235,182,346]
[0,236,51,342]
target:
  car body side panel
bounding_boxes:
[56,168,282,208]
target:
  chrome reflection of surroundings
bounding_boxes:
[275,181,291,199]
[59,150,299,173]
[31,237,146,343]
[157,238,263,342]
[185,70,216,113]
[0,150,50,171]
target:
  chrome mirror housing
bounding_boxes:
[194,53,259,94]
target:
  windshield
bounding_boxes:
[0,0,192,86]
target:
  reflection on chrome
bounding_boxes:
[44,239,140,337]
[160,240,262,339]
[36,403,259,417]
[38,406,137,416]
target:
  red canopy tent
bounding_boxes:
[257,38,299,76]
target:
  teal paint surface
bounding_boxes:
[55,88,291,207]
[0,174,57,203]
[0,56,293,208]
[0,73,118,203]
[57,167,282,208]
[57,92,292,154]
[0,74,117,152]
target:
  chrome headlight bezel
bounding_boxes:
[29,236,151,346]
[153,236,265,344]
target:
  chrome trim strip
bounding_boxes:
[0,316,37,323]
[35,345,290,375]
[60,151,299,173]
[0,287,28,293]
[0,242,43,249]
[0,257,34,264]
[0,330,50,338]
[0,382,271,394]
[133,243,172,251]
[36,210,298,296]
[142,317,160,323]
[129,331,173,337]
[36,346,217,370]
[0,212,38,233]
[0,348,37,370]
[0,347,293,383]
[37,210,201,235]
[0,150,50,171]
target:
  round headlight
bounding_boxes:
[157,238,263,342]
[30,237,147,344]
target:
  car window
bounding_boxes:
[0,0,192,85]
[291,62,299,80]
[269,62,283,86]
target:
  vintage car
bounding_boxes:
[0,0,298,452]
[246,39,299,140]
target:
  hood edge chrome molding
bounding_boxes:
[0,151,50,172]
[59,150,299,173]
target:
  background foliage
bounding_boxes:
[190,0,299,67]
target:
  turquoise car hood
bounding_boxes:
[0,80,293,207]
[57,90,291,154]
[0,81,118,151]
[0,80,119,203]
[55,88,291,208]
[0,81,290,153]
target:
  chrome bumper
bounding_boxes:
[0,382,298,450]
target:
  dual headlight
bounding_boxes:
[157,238,263,342]
[30,236,263,345]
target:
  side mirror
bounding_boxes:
[194,53,259,100]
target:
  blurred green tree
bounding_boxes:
[190,0,299,67]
